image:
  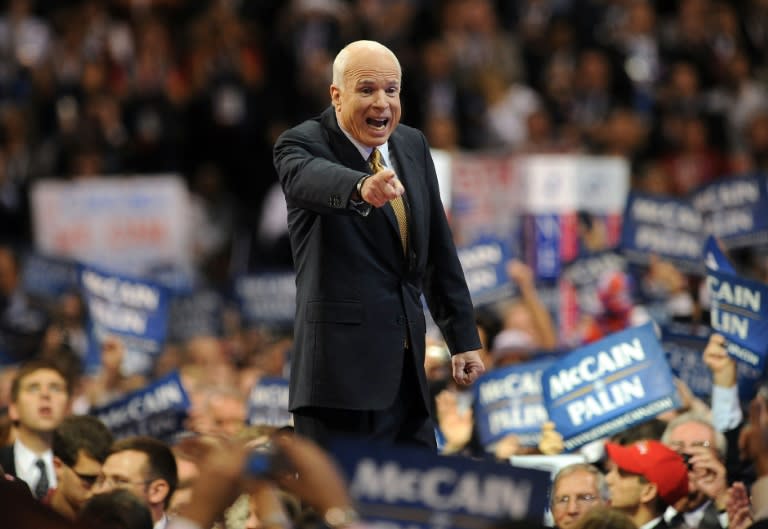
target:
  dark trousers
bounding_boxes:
[292,348,437,451]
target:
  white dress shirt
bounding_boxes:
[13,439,56,492]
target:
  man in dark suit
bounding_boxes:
[0,359,71,499]
[273,39,485,450]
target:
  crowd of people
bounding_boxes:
[2,1,768,529]
[2,0,768,271]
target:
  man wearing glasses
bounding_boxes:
[661,412,730,529]
[550,463,606,529]
[92,435,178,529]
[47,415,113,519]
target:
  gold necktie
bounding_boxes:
[370,148,408,253]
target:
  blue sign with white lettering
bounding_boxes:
[692,173,768,249]
[542,322,680,451]
[620,192,704,274]
[704,237,768,371]
[531,214,561,280]
[21,253,79,302]
[247,376,292,428]
[234,272,296,327]
[79,263,171,376]
[91,370,190,442]
[457,236,516,307]
[473,358,554,449]
[661,321,766,404]
[330,438,550,529]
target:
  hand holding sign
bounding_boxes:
[702,333,736,388]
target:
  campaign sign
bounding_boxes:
[703,236,736,275]
[246,376,292,428]
[661,322,766,404]
[330,438,550,529]
[79,264,171,375]
[620,192,704,274]
[91,371,190,442]
[705,237,768,371]
[457,236,516,307]
[167,288,224,342]
[21,253,79,304]
[542,322,680,451]
[473,358,553,449]
[692,173,768,249]
[661,323,713,400]
[234,272,296,327]
[526,213,563,281]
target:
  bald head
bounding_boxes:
[332,40,401,89]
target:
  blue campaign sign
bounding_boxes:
[329,438,550,529]
[692,173,768,249]
[91,370,190,442]
[542,322,680,451]
[234,271,296,327]
[703,236,736,274]
[661,323,713,400]
[473,358,554,449]
[246,376,292,428]
[457,236,516,307]
[79,263,171,375]
[705,238,768,371]
[167,288,224,342]
[620,192,704,274]
[21,253,79,303]
[661,322,766,404]
[530,214,562,281]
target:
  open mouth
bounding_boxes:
[39,406,52,417]
[367,117,389,129]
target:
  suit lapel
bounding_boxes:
[321,109,418,263]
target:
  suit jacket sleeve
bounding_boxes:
[274,118,368,215]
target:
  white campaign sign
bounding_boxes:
[31,176,193,277]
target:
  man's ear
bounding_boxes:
[147,479,170,508]
[53,456,65,480]
[640,481,659,505]
[8,402,18,422]
[330,85,341,108]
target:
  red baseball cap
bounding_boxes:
[605,440,689,505]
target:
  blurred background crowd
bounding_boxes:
[2,0,768,270]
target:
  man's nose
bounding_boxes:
[372,90,388,106]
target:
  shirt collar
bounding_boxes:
[153,513,169,529]
[337,122,391,166]
[638,516,664,529]
[14,438,54,486]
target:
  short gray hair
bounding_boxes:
[661,411,727,460]
[550,463,607,508]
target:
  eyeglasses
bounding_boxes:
[552,494,598,509]
[70,469,100,489]
[667,440,711,453]
[94,474,153,490]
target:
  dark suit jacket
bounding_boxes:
[0,444,16,478]
[274,106,481,412]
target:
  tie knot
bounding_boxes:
[369,148,384,172]
[36,459,46,470]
